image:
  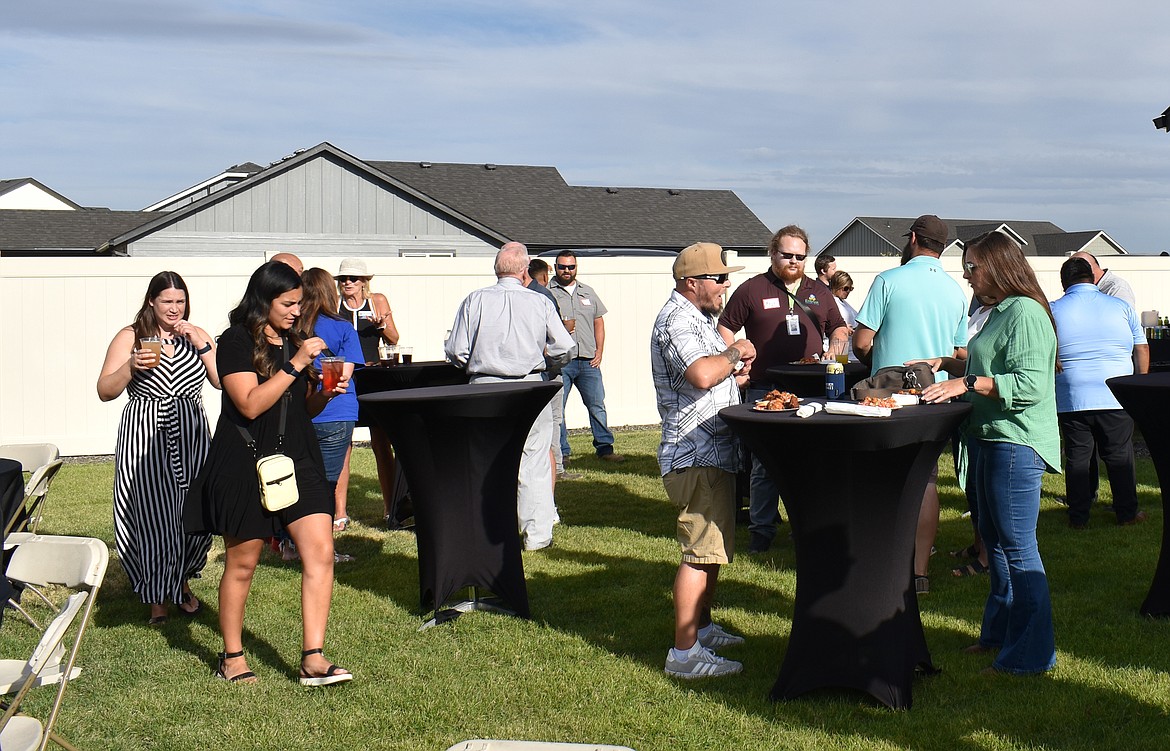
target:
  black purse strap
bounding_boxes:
[236,339,292,457]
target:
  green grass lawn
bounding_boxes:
[4,430,1169,751]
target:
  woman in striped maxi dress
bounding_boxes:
[98,271,220,625]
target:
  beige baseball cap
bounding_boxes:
[673,242,745,280]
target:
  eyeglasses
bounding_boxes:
[556,264,576,271]
[689,274,729,284]
[777,252,807,261]
[964,262,978,272]
[841,286,854,292]
[337,276,365,283]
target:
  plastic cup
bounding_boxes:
[399,346,413,365]
[320,357,344,391]
[139,337,161,368]
[378,342,396,367]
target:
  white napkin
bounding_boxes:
[823,402,892,418]
[796,402,824,419]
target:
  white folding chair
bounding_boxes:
[0,536,109,751]
[0,446,60,476]
[14,460,64,536]
[445,742,636,751]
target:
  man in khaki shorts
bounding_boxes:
[651,242,756,678]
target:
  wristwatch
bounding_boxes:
[965,374,978,392]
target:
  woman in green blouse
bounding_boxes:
[917,231,1059,675]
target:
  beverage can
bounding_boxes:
[825,362,845,399]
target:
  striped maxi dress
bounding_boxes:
[113,336,214,605]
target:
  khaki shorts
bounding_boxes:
[662,466,735,565]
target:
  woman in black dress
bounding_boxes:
[184,261,352,686]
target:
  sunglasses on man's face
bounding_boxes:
[777,252,807,261]
[690,274,729,284]
[556,264,576,271]
[337,276,365,283]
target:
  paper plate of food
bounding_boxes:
[752,390,802,412]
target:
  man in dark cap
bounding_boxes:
[854,214,968,595]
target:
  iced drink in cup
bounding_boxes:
[139,337,162,368]
[399,346,413,365]
[377,341,394,367]
[320,357,344,392]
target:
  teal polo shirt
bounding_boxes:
[855,255,968,376]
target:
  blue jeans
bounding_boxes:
[969,438,1056,674]
[746,386,783,542]
[313,421,355,483]
[560,359,615,457]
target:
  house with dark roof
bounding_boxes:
[1,142,772,257]
[0,178,83,211]
[821,217,1126,258]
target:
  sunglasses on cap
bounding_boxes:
[689,274,729,284]
[556,264,576,271]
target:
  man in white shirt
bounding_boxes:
[446,243,576,550]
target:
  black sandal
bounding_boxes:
[299,648,353,687]
[215,650,257,683]
[949,544,979,560]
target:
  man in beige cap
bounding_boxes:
[653,242,755,678]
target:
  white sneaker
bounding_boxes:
[664,646,743,679]
[698,623,745,649]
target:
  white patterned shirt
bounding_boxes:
[651,290,741,475]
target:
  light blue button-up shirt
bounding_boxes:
[1052,283,1143,413]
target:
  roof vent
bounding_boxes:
[484,163,497,170]
[667,189,681,196]
[606,187,619,194]
[419,162,432,168]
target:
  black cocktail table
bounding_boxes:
[1108,373,1170,616]
[720,400,971,709]
[359,381,562,626]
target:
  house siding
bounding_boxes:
[125,154,499,256]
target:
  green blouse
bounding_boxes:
[963,295,1061,472]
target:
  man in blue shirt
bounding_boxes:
[853,215,968,593]
[1052,257,1149,528]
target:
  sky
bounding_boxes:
[4,1,1170,252]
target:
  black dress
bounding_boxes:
[183,326,330,539]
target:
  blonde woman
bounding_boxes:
[335,258,402,527]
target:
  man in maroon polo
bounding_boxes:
[717,225,848,552]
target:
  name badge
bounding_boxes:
[762,297,781,310]
[581,299,592,307]
[786,313,801,336]
[357,311,375,320]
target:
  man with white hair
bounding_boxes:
[1071,251,1137,310]
[445,242,576,550]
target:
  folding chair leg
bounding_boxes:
[6,598,41,629]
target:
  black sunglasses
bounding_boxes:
[778,252,807,261]
[690,274,729,284]
[556,264,576,271]
[337,276,365,283]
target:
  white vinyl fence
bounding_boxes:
[1,252,1166,456]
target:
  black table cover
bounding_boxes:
[352,361,469,427]
[764,362,870,399]
[1107,373,1170,616]
[720,400,971,709]
[0,458,25,627]
[359,381,562,621]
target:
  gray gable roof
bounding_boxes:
[829,217,1078,257]
[0,177,84,210]
[0,209,160,255]
[368,160,772,251]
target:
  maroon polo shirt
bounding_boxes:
[717,270,846,385]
